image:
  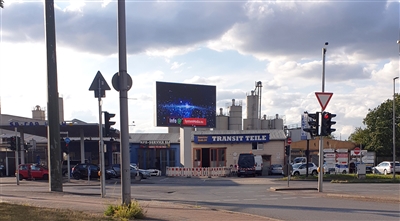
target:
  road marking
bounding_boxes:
[302,196,317,199]
[269,195,281,197]
[243,199,257,201]
[223,199,239,202]
[205,199,221,202]
[282,197,297,200]
[257,195,266,197]
[262,198,278,200]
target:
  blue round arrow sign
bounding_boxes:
[64,137,71,144]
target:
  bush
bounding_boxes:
[105,200,146,220]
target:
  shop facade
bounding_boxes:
[192,130,287,174]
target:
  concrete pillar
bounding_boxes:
[180,127,192,167]
[80,129,85,163]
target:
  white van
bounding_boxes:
[254,155,263,176]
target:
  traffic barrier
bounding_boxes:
[166,167,231,177]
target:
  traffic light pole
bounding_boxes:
[318,43,328,192]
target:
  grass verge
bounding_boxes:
[0,202,116,221]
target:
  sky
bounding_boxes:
[0,0,399,141]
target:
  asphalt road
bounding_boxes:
[1,176,399,221]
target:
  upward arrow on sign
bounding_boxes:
[89,71,111,98]
[315,92,333,111]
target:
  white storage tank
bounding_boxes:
[216,108,229,130]
[228,99,242,130]
[246,91,259,130]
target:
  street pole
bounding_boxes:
[393,76,398,179]
[318,42,328,192]
[98,78,106,197]
[14,127,19,185]
[45,0,62,192]
[118,0,131,205]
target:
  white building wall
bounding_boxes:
[191,140,285,168]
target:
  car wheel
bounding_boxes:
[140,173,144,179]
[342,170,347,174]
[73,173,81,180]
[42,174,49,180]
[312,170,318,176]
[294,171,300,176]
[237,173,241,177]
[384,170,387,175]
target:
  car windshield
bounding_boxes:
[292,163,302,168]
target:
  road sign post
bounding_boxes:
[89,70,110,198]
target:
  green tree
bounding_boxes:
[349,94,399,156]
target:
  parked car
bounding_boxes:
[269,164,283,175]
[106,164,121,178]
[292,163,318,176]
[237,153,256,177]
[71,163,112,180]
[130,164,150,179]
[16,163,49,180]
[0,164,5,177]
[335,164,348,174]
[292,157,307,164]
[254,155,263,176]
[373,161,400,175]
[62,160,81,176]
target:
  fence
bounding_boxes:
[166,167,232,177]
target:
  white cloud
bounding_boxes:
[0,1,398,141]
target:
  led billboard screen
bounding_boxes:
[155,81,216,128]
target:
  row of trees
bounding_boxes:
[349,94,399,157]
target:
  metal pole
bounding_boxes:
[306,139,309,177]
[98,79,106,197]
[118,0,131,205]
[45,0,62,192]
[318,43,328,192]
[393,77,398,179]
[15,127,19,185]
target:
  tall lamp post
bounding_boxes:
[393,76,399,179]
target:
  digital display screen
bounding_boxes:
[155,81,216,128]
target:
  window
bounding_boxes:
[31,165,40,171]
[252,142,264,150]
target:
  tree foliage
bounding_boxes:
[349,94,399,156]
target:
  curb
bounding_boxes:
[270,187,318,191]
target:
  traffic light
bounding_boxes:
[303,112,320,137]
[285,145,291,156]
[104,111,116,137]
[321,112,336,136]
[9,136,16,150]
[8,136,21,151]
[0,0,4,9]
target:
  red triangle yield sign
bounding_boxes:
[315,92,333,111]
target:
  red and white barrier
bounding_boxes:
[166,166,231,177]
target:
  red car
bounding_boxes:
[16,164,49,180]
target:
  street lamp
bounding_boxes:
[393,76,399,179]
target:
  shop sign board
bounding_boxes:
[194,134,269,144]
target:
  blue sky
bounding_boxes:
[0,0,399,141]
